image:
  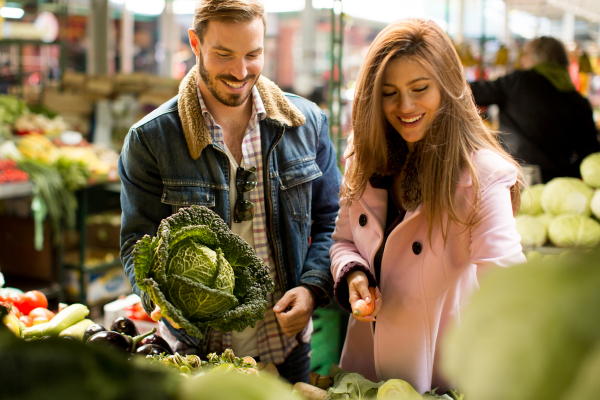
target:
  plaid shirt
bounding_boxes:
[196,85,299,364]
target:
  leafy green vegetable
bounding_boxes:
[591,190,600,220]
[548,214,600,249]
[422,388,465,400]
[441,250,600,400]
[579,152,600,188]
[540,177,593,216]
[518,184,545,215]
[17,159,77,245]
[0,95,29,140]
[377,379,421,399]
[133,205,274,338]
[179,369,299,400]
[515,215,548,247]
[54,156,91,191]
[560,340,600,400]
[327,371,384,400]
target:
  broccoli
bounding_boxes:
[133,205,274,339]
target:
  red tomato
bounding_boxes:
[29,307,55,321]
[6,293,24,314]
[19,291,48,315]
[19,315,33,327]
[0,301,21,318]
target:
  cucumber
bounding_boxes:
[23,303,89,339]
[58,318,94,341]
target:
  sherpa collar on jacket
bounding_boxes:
[177,65,307,160]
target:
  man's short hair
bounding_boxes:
[193,0,266,43]
[526,36,570,68]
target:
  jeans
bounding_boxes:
[273,342,311,384]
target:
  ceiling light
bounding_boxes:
[0,6,25,19]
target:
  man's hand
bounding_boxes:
[347,270,382,323]
[273,286,316,337]
[150,304,181,329]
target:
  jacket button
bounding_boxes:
[359,214,367,226]
[412,242,422,255]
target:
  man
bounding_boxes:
[470,36,599,182]
[118,0,341,384]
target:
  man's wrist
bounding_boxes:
[299,283,323,310]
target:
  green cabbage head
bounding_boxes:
[518,183,545,215]
[442,250,600,400]
[580,152,600,188]
[515,215,548,247]
[540,177,593,216]
[377,379,421,399]
[133,205,274,338]
[548,214,600,249]
[591,190,600,220]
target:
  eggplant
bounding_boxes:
[110,317,139,337]
[83,323,107,343]
[136,334,173,355]
[135,344,169,356]
[87,331,131,353]
[87,327,157,354]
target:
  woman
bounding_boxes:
[330,19,526,394]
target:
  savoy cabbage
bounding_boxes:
[133,205,274,338]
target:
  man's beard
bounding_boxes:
[197,54,259,108]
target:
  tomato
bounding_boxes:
[125,303,153,322]
[19,315,33,327]
[0,301,21,318]
[29,307,55,321]
[6,293,24,314]
[19,290,48,315]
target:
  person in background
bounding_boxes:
[118,0,341,384]
[470,36,600,182]
[329,19,526,394]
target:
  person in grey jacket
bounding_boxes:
[470,36,599,182]
[118,0,341,384]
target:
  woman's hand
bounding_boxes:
[150,304,181,329]
[346,270,382,322]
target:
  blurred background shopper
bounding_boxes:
[471,36,600,182]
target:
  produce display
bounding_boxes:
[293,366,464,400]
[517,153,600,253]
[133,205,274,339]
[0,159,29,183]
[580,153,600,188]
[442,249,600,400]
[0,95,29,140]
[13,113,68,137]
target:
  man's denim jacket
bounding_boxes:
[118,69,341,347]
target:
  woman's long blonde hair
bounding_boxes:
[341,18,522,245]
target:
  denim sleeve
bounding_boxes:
[299,110,342,307]
[118,127,172,313]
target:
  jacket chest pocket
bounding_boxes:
[278,157,322,222]
[161,185,215,213]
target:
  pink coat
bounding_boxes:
[330,149,526,394]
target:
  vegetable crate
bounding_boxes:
[310,306,349,376]
[64,265,131,306]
